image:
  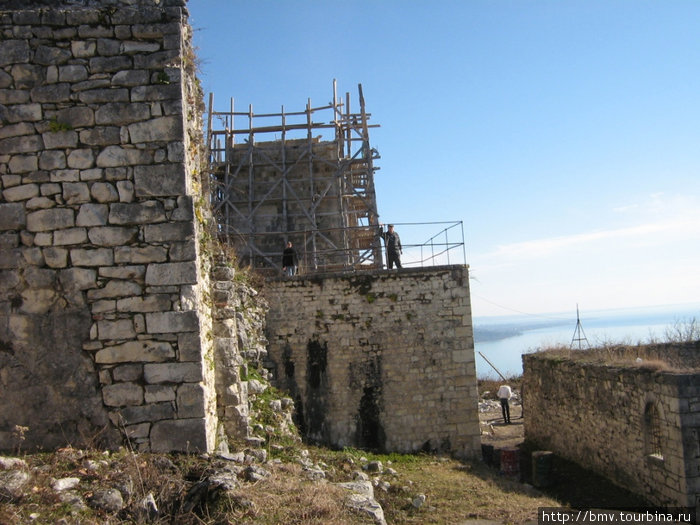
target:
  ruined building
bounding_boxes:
[0,0,481,458]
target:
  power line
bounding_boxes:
[471,293,573,322]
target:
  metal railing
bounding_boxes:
[218,221,465,276]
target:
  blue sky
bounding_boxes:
[189,1,700,318]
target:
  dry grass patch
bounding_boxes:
[221,463,373,525]
[377,457,558,524]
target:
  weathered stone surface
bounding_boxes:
[8,154,38,173]
[146,311,199,334]
[109,202,165,225]
[26,208,74,232]
[144,363,202,384]
[117,295,171,313]
[2,183,39,202]
[0,134,43,154]
[115,402,174,426]
[150,419,208,453]
[0,40,30,66]
[42,130,78,149]
[133,163,186,197]
[95,102,150,125]
[88,226,138,246]
[63,182,91,204]
[70,248,114,267]
[177,383,206,418]
[54,227,88,246]
[114,245,168,264]
[39,150,67,170]
[99,265,145,280]
[145,261,197,286]
[55,106,94,128]
[144,222,194,242]
[96,145,152,167]
[58,267,97,290]
[102,382,144,407]
[79,127,121,146]
[86,279,141,300]
[98,318,136,340]
[95,341,174,364]
[67,149,94,169]
[0,203,26,230]
[90,182,119,203]
[0,122,34,140]
[128,116,183,144]
[76,203,109,227]
[1,103,42,124]
[43,247,69,268]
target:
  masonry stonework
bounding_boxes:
[0,0,218,452]
[523,347,700,511]
[263,266,481,458]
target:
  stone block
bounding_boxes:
[111,70,150,87]
[71,40,97,58]
[43,247,69,268]
[70,248,113,267]
[53,227,88,245]
[8,155,38,173]
[98,319,136,340]
[67,149,94,169]
[116,180,134,202]
[169,241,196,262]
[0,40,30,66]
[25,197,54,210]
[88,226,138,246]
[146,311,199,334]
[0,203,26,230]
[150,418,209,453]
[62,182,90,204]
[19,288,57,314]
[117,294,171,313]
[80,169,103,182]
[109,201,165,225]
[42,130,78,149]
[178,332,202,362]
[76,203,108,227]
[114,246,168,264]
[26,208,74,232]
[0,134,43,154]
[79,127,121,146]
[144,362,203,384]
[90,182,119,203]
[133,164,187,197]
[39,150,67,171]
[128,116,183,144]
[145,385,176,403]
[177,383,206,418]
[3,183,39,202]
[55,106,95,129]
[30,84,71,103]
[24,267,55,288]
[113,364,143,382]
[58,267,97,290]
[116,402,175,426]
[2,104,42,124]
[99,265,145,280]
[95,340,174,364]
[102,382,143,407]
[50,169,79,182]
[145,262,197,286]
[0,122,34,140]
[144,222,194,242]
[78,87,130,104]
[95,102,150,126]
[96,145,152,167]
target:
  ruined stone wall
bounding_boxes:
[523,352,700,510]
[263,266,481,458]
[0,0,218,452]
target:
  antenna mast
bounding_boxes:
[570,304,590,349]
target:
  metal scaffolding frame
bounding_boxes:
[207,81,382,274]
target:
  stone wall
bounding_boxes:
[263,266,481,458]
[523,350,700,510]
[0,0,218,452]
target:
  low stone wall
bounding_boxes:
[523,349,700,510]
[263,266,481,458]
[0,0,217,452]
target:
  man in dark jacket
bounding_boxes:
[379,223,402,269]
[282,241,298,276]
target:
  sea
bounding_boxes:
[473,302,700,379]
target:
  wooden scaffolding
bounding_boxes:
[207,81,382,274]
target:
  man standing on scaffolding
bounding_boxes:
[379,223,402,269]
